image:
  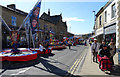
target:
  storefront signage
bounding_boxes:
[95,27,103,36]
[105,24,116,34]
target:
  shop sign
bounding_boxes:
[95,27,103,36]
[105,24,116,34]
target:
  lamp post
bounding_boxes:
[93,11,96,38]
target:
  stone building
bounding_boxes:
[0,4,27,49]
[40,9,68,41]
[0,4,73,50]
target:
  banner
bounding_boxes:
[10,31,19,44]
[29,0,41,48]
[30,0,41,34]
[22,0,41,48]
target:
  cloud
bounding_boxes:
[63,17,85,22]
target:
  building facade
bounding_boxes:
[0,4,73,50]
[94,0,119,64]
[94,0,117,43]
[116,0,120,64]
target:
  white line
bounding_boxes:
[11,67,31,75]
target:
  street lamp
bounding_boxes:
[93,11,96,38]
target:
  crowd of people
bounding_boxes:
[90,38,116,66]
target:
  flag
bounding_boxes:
[23,0,41,48]
[29,0,41,48]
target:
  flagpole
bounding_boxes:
[0,16,12,31]
[18,0,41,31]
[30,27,36,50]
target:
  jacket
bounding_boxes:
[99,49,111,58]
[91,42,99,53]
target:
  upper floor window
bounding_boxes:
[11,16,16,26]
[99,16,102,26]
[105,11,107,22]
[111,3,116,18]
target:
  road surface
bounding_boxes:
[0,45,89,77]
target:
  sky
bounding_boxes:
[0,0,109,35]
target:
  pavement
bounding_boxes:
[78,45,120,76]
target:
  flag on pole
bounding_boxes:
[23,0,41,48]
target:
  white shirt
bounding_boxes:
[39,45,43,52]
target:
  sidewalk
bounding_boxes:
[79,45,120,76]
[79,46,108,75]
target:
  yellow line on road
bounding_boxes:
[71,54,83,75]
[67,58,79,74]
[66,51,86,77]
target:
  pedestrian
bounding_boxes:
[99,39,106,50]
[99,44,111,58]
[84,39,87,46]
[68,40,71,49]
[39,43,43,52]
[108,40,116,65]
[91,38,99,63]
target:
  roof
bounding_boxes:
[1,5,28,16]
[40,12,67,27]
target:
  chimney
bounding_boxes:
[7,4,16,10]
[48,9,50,16]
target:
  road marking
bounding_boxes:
[66,50,87,76]
[11,67,31,75]
[71,55,83,74]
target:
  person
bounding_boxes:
[39,43,43,52]
[89,39,92,46]
[108,40,116,65]
[99,44,111,58]
[91,38,99,63]
[84,39,87,46]
[43,42,49,54]
[68,40,71,49]
[99,40,106,50]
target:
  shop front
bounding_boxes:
[95,27,103,43]
[104,23,116,44]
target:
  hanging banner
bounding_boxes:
[29,0,41,48]
[10,31,19,43]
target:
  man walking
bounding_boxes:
[91,39,99,63]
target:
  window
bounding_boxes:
[111,3,116,18]
[105,11,107,22]
[11,16,16,26]
[99,16,102,25]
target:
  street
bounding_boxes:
[0,45,88,76]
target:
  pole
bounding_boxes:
[0,16,11,31]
